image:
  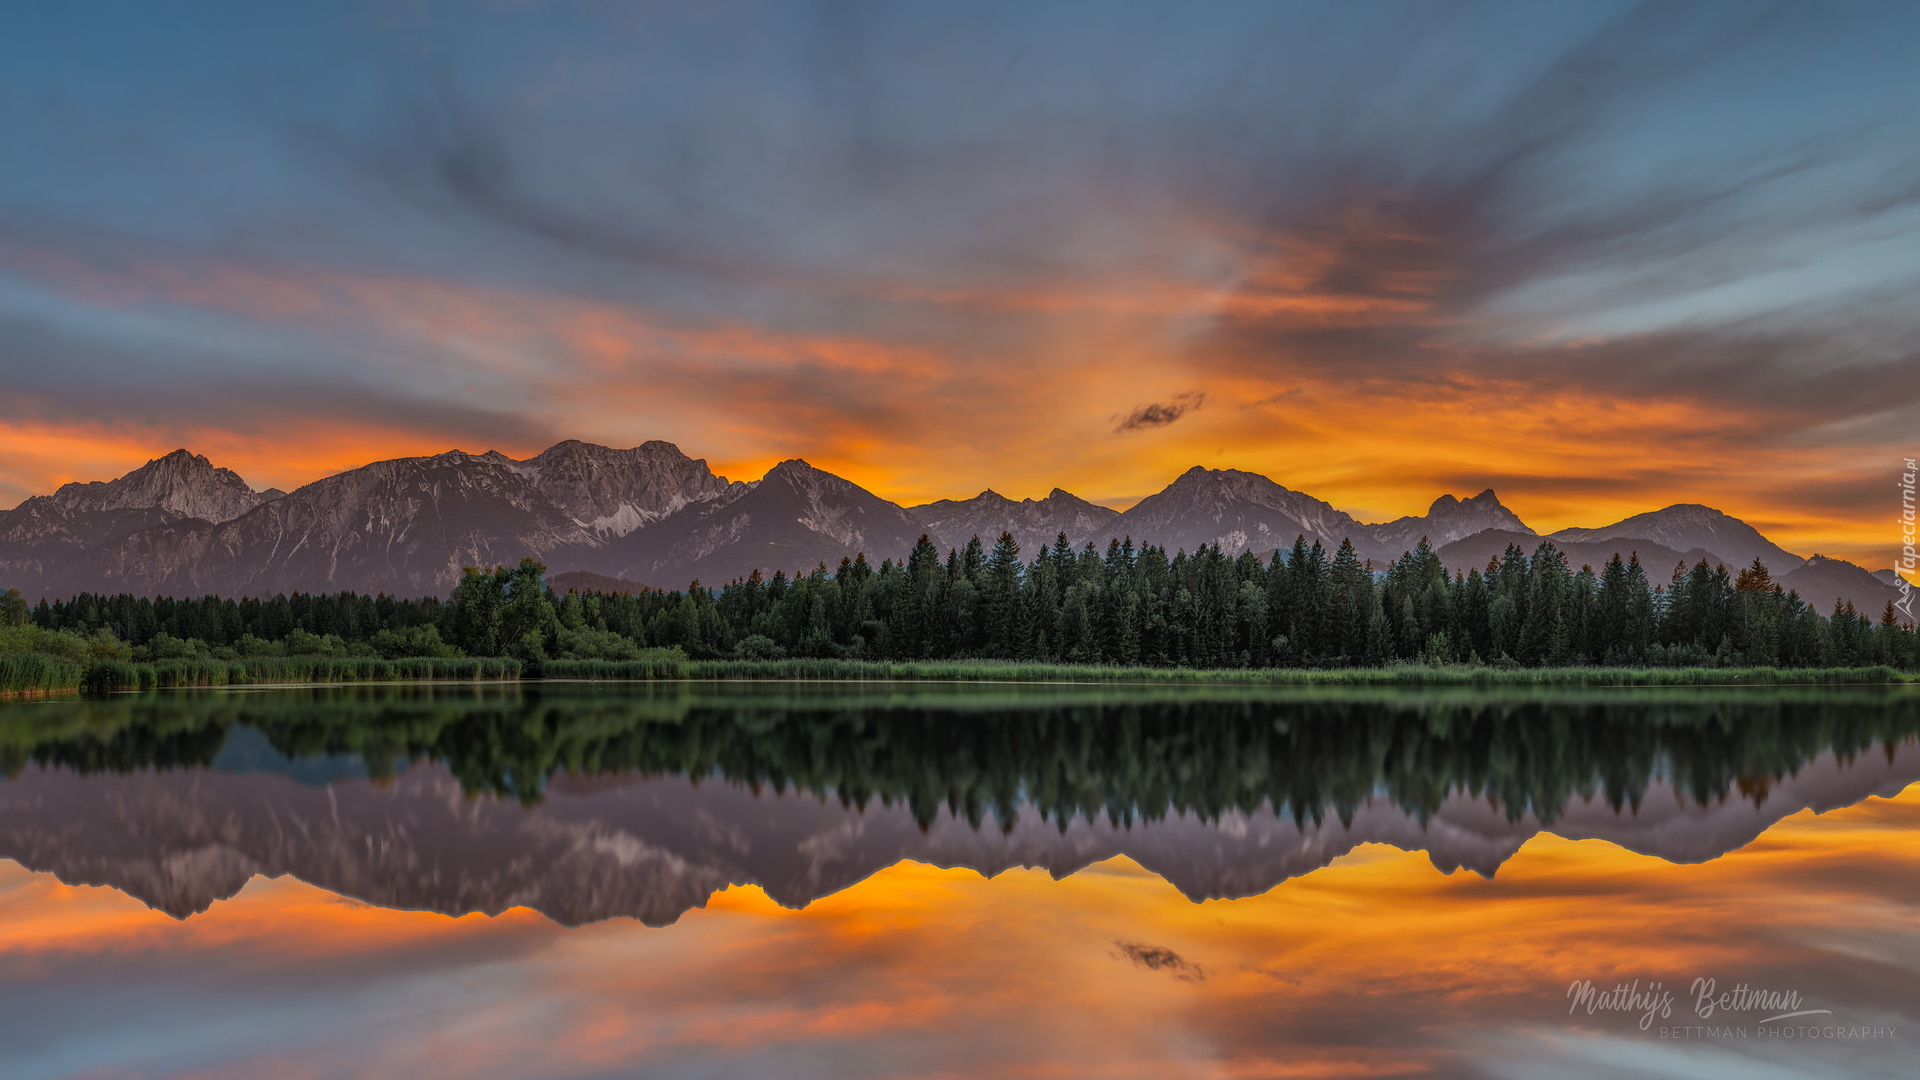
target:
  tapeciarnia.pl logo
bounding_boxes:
[1899,457,1916,623]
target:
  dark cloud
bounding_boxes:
[1115,393,1205,434]
[0,313,558,453]
[1184,2,1920,439]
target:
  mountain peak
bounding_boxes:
[1117,466,1356,558]
[595,457,926,584]
[908,485,1118,556]
[536,439,694,461]
[423,449,514,467]
[764,460,857,499]
[48,449,267,524]
[770,458,815,472]
[1372,489,1531,556]
[524,439,735,537]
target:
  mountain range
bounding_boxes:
[0,441,1906,615]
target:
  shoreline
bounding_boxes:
[5,661,1916,699]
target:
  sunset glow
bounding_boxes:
[6,782,1917,1078]
[3,4,1918,570]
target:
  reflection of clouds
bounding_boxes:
[1114,939,1206,982]
[3,784,1919,1077]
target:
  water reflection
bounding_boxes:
[3,685,1919,1079]
[1,684,1916,924]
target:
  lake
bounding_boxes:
[3,683,1917,1078]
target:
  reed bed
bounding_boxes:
[542,658,1912,686]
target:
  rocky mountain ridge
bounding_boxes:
[910,488,1120,558]
[582,459,937,587]
[44,449,276,523]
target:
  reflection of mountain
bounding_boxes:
[6,686,1920,924]
[3,740,1913,927]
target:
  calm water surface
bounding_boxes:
[3,683,1918,1079]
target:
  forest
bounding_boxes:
[4,531,1916,684]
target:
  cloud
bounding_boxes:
[1242,388,1303,409]
[1115,393,1205,434]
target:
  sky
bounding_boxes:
[2,1,1918,567]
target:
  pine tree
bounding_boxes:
[982,532,1025,657]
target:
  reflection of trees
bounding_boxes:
[6,687,1918,827]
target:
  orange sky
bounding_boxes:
[2,239,1913,572]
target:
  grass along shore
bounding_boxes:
[4,653,1914,697]
[1,655,521,696]
[544,657,1914,686]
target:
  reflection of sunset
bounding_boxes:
[5,785,1916,1078]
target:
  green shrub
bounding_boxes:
[553,625,645,661]
[137,632,208,661]
[81,660,143,693]
[543,648,689,680]
[370,625,463,659]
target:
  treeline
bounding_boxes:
[8,533,1918,675]
[0,586,521,692]
[8,685,1918,824]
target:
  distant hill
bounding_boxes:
[549,570,654,595]
[1552,504,1805,575]
[1779,556,1903,617]
[910,488,1118,557]
[1435,530,1700,579]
